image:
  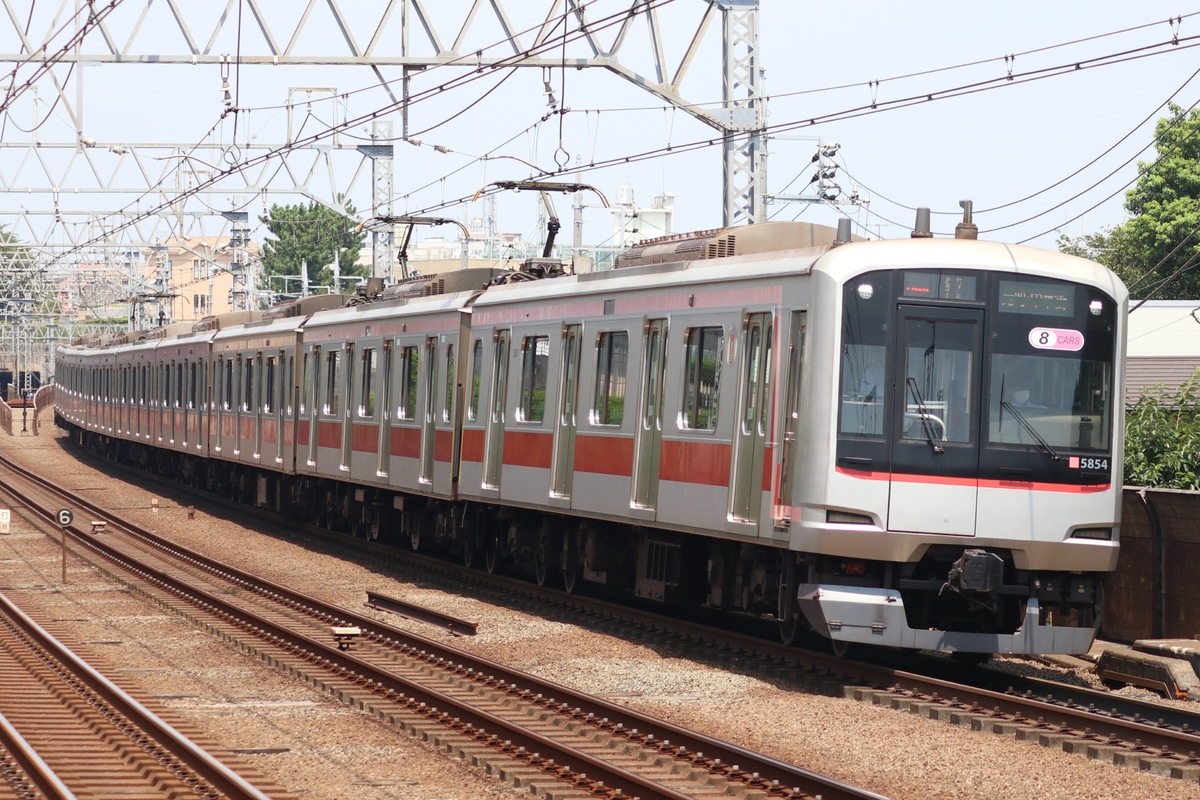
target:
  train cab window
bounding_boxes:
[840,343,886,437]
[444,344,455,422]
[324,350,340,415]
[680,326,723,430]
[898,317,976,445]
[398,346,418,420]
[468,340,483,421]
[984,282,1117,453]
[359,348,376,418]
[592,331,628,426]
[518,335,549,423]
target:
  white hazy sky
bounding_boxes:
[3,1,1198,256]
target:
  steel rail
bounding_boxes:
[0,709,77,800]
[0,592,274,800]
[0,448,886,800]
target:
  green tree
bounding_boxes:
[260,198,368,293]
[1055,224,1144,294]
[1123,371,1200,489]
[1061,104,1200,299]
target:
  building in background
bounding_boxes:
[1126,300,1200,402]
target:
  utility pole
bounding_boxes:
[222,211,251,311]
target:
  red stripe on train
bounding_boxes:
[659,439,730,486]
[836,466,1109,493]
[503,429,554,469]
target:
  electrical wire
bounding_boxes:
[40,9,1200,267]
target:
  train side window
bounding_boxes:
[360,347,377,418]
[242,358,254,412]
[188,363,198,410]
[325,350,340,415]
[468,339,483,421]
[286,355,294,416]
[443,343,455,423]
[592,331,628,426]
[680,326,723,430]
[398,346,418,420]
[299,352,309,415]
[264,356,276,414]
[223,358,234,411]
[175,363,184,408]
[518,335,549,423]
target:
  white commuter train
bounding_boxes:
[55,209,1128,656]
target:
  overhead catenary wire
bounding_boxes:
[41,0,681,267]
[37,9,1200,268]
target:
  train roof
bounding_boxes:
[810,237,1129,302]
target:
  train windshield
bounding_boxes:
[837,269,1118,488]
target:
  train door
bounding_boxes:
[483,330,510,490]
[550,323,582,499]
[305,346,320,467]
[775,312,806,527]
[377,341,393,478]
[272,351,285,463]
[730,313,772,523]
[236,354,248,455]
[255,352,267,459]
[888,305,982,535]
[631,318,668,510]
[420,337,438,483]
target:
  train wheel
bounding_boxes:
[321,488,338,530]
[534,533,557,588]
[830,638,857,659]
[562,530,581,595]
[409,517,422,551]
[779,615,802,648]
[484,534,500,574]
[462,535,477,568]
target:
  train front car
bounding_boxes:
[794,231,1127,655]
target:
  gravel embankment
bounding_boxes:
[2,420,1197,800]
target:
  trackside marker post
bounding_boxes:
[57,508,73,584]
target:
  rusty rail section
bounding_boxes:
[0,709,77,800]
[366,590,478,635]
[0,592,274,800]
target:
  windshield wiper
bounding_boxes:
[905,377,944,454]
[1001,401,1061,461]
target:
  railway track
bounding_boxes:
[13,441,1200,789]
[0,449,888,800]
[0,590,277,800]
